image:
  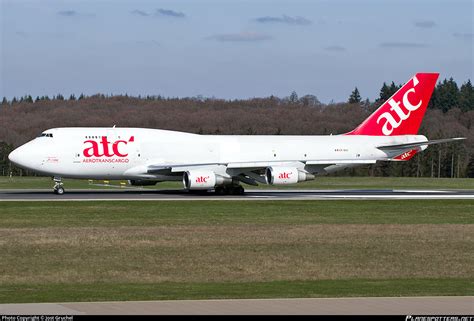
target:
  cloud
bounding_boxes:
[254,15,311,26]
[414,20,436,28]
[156,8,185,18]
[379,42,428,48]
[324,45,346,52]
[131,8,186,18]
[131,10,150,17]
[209,32,272,42]
[453,32,474,40]
[57,10,94,18]
[57,10,77,17]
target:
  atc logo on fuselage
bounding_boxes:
[82,136,134,163]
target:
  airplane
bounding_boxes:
[8,72,465,195]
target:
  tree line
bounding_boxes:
[1,77,473,178]
[347,78,474,112]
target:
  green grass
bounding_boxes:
[1,200,473,227]
[1,279,472,303]
[0,176,108,190]
[1,176,473,190]
[0,200,472,303]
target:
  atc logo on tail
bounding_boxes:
[347,73,439,136]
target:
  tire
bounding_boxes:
[235,185,245,195]
[215,186,226,195]
[228,185,244,195]
[56,187,65,195]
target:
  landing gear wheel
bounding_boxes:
[215,186,226,195]
[234,185,245,195]
[227,185,245,195]
[53,177,64,195]
[215,185,245,195]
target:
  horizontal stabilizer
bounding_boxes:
[377,137,465,150]
[392,149,419,161]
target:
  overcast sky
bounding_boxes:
[1,0,472,103]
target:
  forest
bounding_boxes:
[1,77,473,177]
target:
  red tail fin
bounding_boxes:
[346,73,439,136]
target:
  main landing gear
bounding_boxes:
[214,185,245,195]
[53,177,65,195]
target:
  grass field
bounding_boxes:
[0,200,472,303]
[1,176,474,190]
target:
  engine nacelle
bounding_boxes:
[183,170,231,190]
[128,180,158,186]
[265,167,315,185]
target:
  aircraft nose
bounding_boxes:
[8,145,29,168]
[8,148,20,165]
[8,141,49,172]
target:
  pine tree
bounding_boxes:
[56,94,64,100]
[378,82,391,101]
[377,81,401,102]
[78,93,85,100]
[348,87,361,104]
[69,94,76,101]
[388,81,400,96]
[1,97,8,105]
[428,85,437,109]
[459,79,473,111]
[433,78,459,112]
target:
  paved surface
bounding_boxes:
[1,297,472,315]
[0,188,473,201]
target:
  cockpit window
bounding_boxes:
[38,133,53,138]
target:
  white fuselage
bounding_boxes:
[9,127,427,181]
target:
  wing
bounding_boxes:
[145,159,377,185]
[130,138,466,183]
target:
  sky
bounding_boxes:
[1,0,473,103]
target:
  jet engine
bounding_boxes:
[128,180,158,186]
[265,167,315,185]
[183,170,232,190]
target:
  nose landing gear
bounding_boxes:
[53,177,65,195]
